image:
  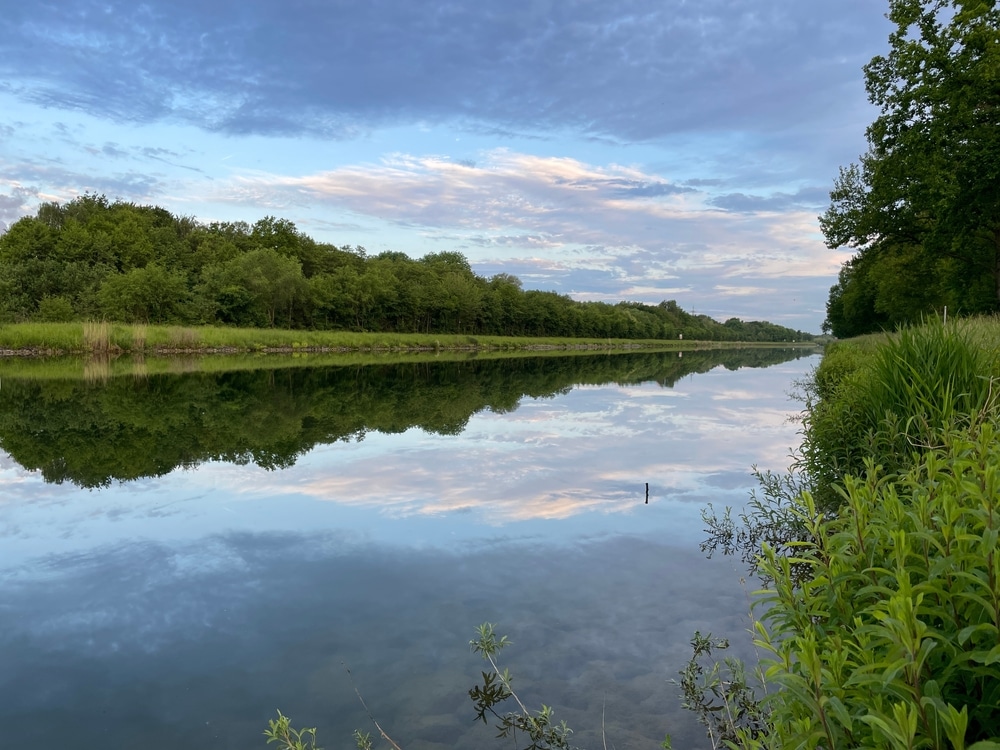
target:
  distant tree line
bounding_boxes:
[0,194,812,342]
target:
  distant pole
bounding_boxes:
[943,306,947,324]
[645,482,649,504]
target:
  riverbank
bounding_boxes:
[694,316,1000,747]
[0,321,818,357]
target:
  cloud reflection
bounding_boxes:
[203,365,808,524]
[0,529,761,749]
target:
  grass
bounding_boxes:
[0,321,819,358]
[800,314,1000,510]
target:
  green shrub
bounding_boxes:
[693,319,1000,749]
[37,296,75,323]
[809,339,870,402]
[745,422,1000,749]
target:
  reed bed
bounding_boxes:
[130,323,148,352]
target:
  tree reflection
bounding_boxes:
[0,348,813,487]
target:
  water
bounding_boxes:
[0,348,819,749]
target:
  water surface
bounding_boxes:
[0,348,818,749]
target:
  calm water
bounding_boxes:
[0,348,819,749]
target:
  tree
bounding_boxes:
[97,264,190,323]
[226,249,309,328]
[821,0,1000,336]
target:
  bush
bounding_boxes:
[745,421,1000,749]
[694,319,1000,749]
[37,295,75,322]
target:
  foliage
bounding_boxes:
[37,295,75,322]
[97,264,190,323]
[689,318,1000,749]
[700,467,815,586]
[264,711,322,750]
[0,194,814,342]
[746,423,1000,749]
[821,0,1000,336]
[263,711,379,750]
[702,319,991,571]
[469,623,575,750]
[673,632,771,749]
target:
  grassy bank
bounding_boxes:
[0,321,818,358]
[690,316,1000,748]
[801,315,1000,511]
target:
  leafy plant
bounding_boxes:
[469,623,575,750]
[673,632,770,749]
[262,713,387,750]
[800,318,995,511]
[745,421,1000,749]
[264,711,322,750]
[700,465,817,586]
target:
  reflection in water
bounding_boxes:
[0,347,812,487]
[0,532,759,750]
[0,349,820,750]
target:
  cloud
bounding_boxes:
[1,0,889,147]
[713,284,778,297]
[613,180,696,198]
[2,162,167,203]
[216,150,702,240]
[0,186,39,225]
[710,186,829,213]
[212,150,840,285]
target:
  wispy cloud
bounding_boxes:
[710,187,829,213]
[2,161,168,202]
[211,150,840,291]
[0,186,38,225]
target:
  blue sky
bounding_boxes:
[0,0,892,332]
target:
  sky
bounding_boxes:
[0,0,894,333]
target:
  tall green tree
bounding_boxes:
[821,0,1000,336]
[97,264,190,323]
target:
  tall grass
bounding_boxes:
[130,323,148,352]
[82,321,112,353]
[166,326,199,349]
[0,322,83,351]
[801,317,997,509]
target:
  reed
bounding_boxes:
[130,323,148,352]
[166,326,200,349]
[82,320,112,353]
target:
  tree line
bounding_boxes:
[821,0,999,337]
[0,194,812,342]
